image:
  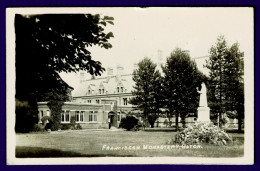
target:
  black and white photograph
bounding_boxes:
[6,7,254,164]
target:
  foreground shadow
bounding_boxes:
[16,146,135,158]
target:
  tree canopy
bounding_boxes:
[129,57,163,128]
[205,35,244,130]
[162,48,205,130]
[15,14,114,132]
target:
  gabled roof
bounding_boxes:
[72,74,135,97]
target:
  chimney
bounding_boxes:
[79,71,86,83]
[116,65,124,75]
[133,63,138,71]
[182,50,190,55]
[158,49,163,62]
[107,67,113,76]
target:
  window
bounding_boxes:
[117,87,120,93]
[46,110,50,116]
[96,99,100,104]
[121,87,124,92]
[80,111,84,122]
[87,100,92,103]
[88,90,91,94]
[39,110,44,122]
[76,111,79,121]
[99,89,101,94]
[102,89,104,94]
[89,111,98,122]
[123,98,128,105]
[76,111,84,122]
[61,110,70,123]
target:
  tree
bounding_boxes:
[205,35,244,131]
[162,48,204,131]
[120,116,139,131]
[129,57,163,128]
[15,14,114,132]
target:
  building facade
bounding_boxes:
[37,65,135,129]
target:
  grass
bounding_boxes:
[16,129,244,158]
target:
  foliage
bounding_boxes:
[47,100,64,131]
[120,116,139,131]
[15,99,39,133]
[75,123,82,130]
[162,48,205,130]
[164,119,169,127]
[205,35,244,130]
[41,116,51,125]
[15,14,114,132]
[70,116,82,130]
[60,116,82,130]
[226,111,238,119]
[60,124,71,130]
[220,113,229,126]
[32,124,45,132]
[174,122,232,146]
[129,57,163,128]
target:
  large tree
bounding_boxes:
[162,48,204,131]
[15,14,114,132]
[205,35,244,131]
[129,57,163,128]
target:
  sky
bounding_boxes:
[58,7,253,89]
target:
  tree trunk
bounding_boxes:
[219,113,223,128]
[238,111,242,132]
[176,113,179,131]
[182,116,186,128]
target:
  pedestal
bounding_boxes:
[197,107,210,122]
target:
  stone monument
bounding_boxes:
[197,83,210,122]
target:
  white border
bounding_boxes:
[6,7,254,165]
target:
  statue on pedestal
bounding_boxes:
[197,82,208,107]
[197,82,210,122]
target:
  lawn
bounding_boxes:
[16,129,244,158]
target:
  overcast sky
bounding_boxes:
[58,7,253,89]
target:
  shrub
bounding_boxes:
[174,122,232,146]
[164,119,169,127]
[50,121,61,131]
[41,116,51,125]
[32,124,45,132]
[60,124,71,130]
[226,111,238,119]
[120,116,139,131]
[220,113,229,127]
[75,123,82,130]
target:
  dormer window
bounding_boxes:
[121,87,124,92]
[117,87,120,93]
[88,90,91,95]
[99,89,101,94]
[102,89,104,94]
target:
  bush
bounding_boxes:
[120,116,139,131]
[32,124,45,132]
[164,119,169,127]
[60,124,71,130]
[226,111,238,119]
[174,122,232,146]
[49,122,61,131]
[75,123,82,130]
[41,116,51,125]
